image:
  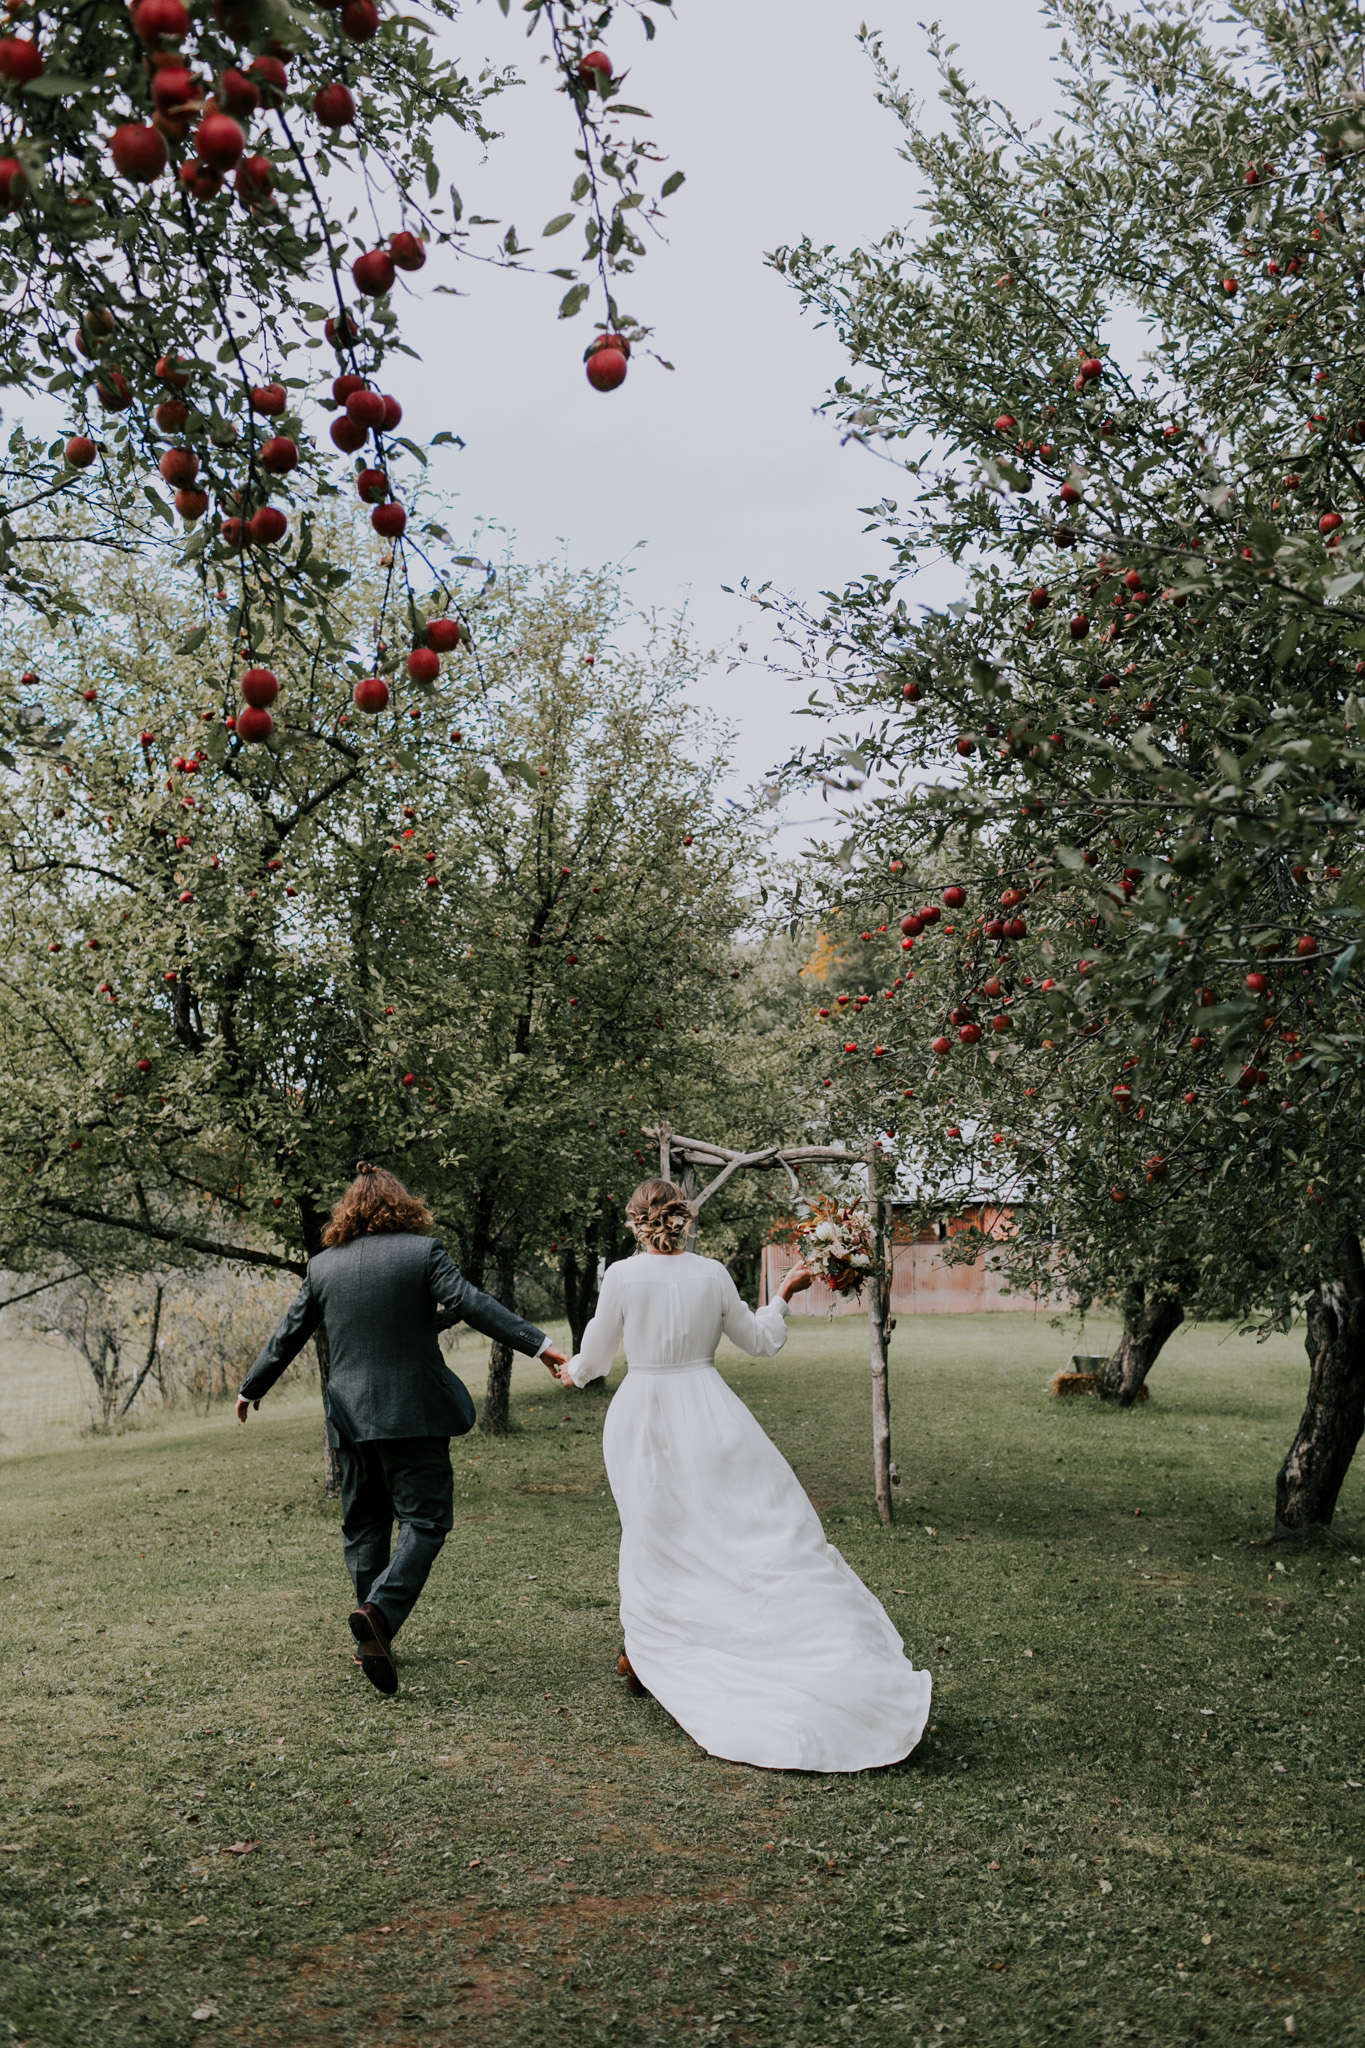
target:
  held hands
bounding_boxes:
[778,1264,817,1303]
[541,1345,575,1387]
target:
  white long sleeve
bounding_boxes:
[720,1270,789,1358]
[564,1264,625,1386]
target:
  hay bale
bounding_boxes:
[1050,1369,1099,1397]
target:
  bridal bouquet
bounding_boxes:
[796,1197,878,1296]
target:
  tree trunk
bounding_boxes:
[561,1219,600,1353]
[298,1197,338,1496]
[315,1322,340,1497]
[867,1145,894,1526]
[482,1244,517,1436]
[678,1160,700,1253]
[1276,1235,1365,1536]
[1096,1282,1184,1404]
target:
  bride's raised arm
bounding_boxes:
[720,1263,815,1359]
[559,1264,625,1387]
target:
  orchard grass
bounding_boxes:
[2,1314,1363,2048]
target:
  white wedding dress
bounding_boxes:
[564,1250,932,1772]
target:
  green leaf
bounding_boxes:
[176,625,209,656]
[660,170,685,197]
[542,213,575,237]
[558,282,590,320]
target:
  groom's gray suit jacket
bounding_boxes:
[239,1231,547,1446]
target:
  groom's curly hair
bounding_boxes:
[323,1164,434,1248]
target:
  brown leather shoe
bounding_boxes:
[618,1649,648,1698]
[349,1602,398,1695]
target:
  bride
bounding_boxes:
[555,1179,932,1773]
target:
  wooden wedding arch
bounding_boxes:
[643,1125,898,1525]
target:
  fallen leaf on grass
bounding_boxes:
[1,1844,22,1853]
[185,1916,208,1928]
[221,1841,258,1855]
[190,2005,218,2022]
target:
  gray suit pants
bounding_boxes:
[337,1435,454,1634]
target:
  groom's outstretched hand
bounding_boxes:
[541,1345,571,1383]
[235,1396,260,1423]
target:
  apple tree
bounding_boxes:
[767,0,1365,1534]
[0,0,681,747]
[0,522,753,1445]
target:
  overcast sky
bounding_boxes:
[391,0,1066,816]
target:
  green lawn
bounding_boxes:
[2,1311,1363,2048]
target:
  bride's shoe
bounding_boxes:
[618,1649,648,1697]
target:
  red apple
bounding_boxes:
[959,1022,982,1044]
[313,81,355,127]
[220,515,244,545]
[235,153,273,207]
[991,1014,1011,1033]
[247,505,287,545]
[407,647,440,683]
[136,1058,152,1074]
[259,435,298,474]
[1058,481,1082,506]
[332,372,366,404]
[380,394,401,430]
[96,371,133,411]
[902,681,922,701]
[65,436,97,468]
[180,161,223,200]
[401,1071,416,1086]
[356,467,389,503]
[240,667,279,708]
[150,63,197,113]
[900,913,922,936]
[346,388,387,430]
[578,48,612,85]
[943,885,965,908]
[217,67,261,116]
[1296,934,1318,956]
[955,735,975,756]
[1319,512,1342,536]
[1028,585,1050,610]
[325,311,361,349]
[1245,971,1268,993]
[341,0,379,37]
[133,0,189,45]
[1222,276,1237,295]
[371,503,406,538]
[1079,355,1103,380]
[1069,612,1090,640]
[993,413,1016,434]
[426,617,464,651]
[194,113,245,170]
[919,905,940,925]
[175,488,208,520]
[111,123,168,182]
[1144,1156,1167,1179]
[159,446,199,487]
[154,400,187,433]
[0,156,27,209]
[352,248,395,296]
[251,383,286,416]
[586,347,628,392]
[0,36,44,83]
[330,416,368,453]
[236,705,274,743]
[390,231,425,271]
[248,53,288,102]
[353,675,390,714]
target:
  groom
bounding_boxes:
[237,1165,567,1694]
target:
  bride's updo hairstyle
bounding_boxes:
[626,1178,695,1253]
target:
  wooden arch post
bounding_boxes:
[645,1126,896,1525]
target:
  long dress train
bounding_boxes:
[564,1250,932,1773]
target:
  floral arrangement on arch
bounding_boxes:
[795,1195,878,1296]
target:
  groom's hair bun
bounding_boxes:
[626,1178,694,1253]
